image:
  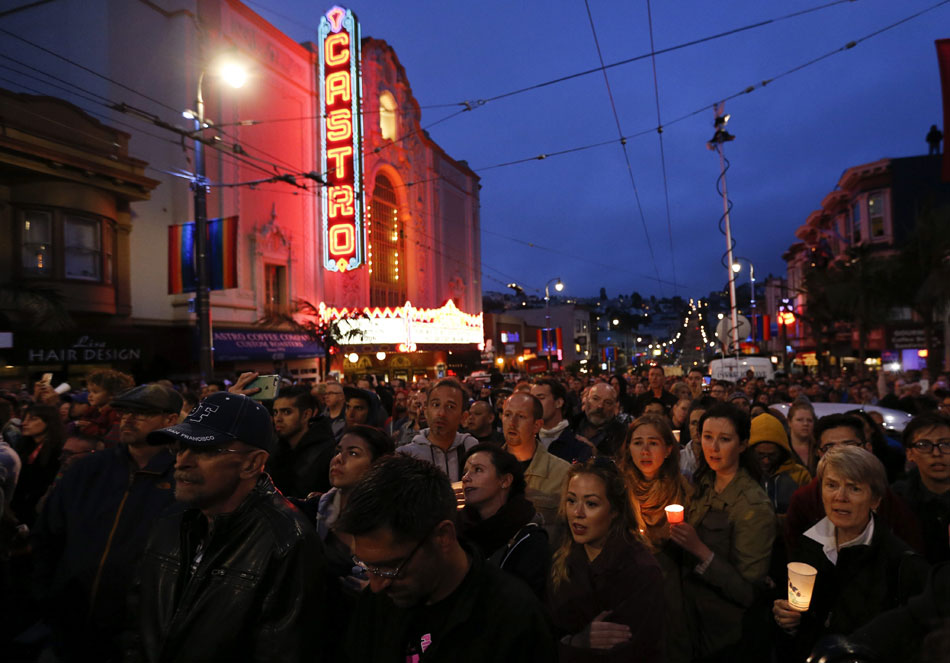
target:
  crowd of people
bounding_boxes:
[0,364,948,662]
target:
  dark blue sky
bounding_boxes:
[253,0,948,301]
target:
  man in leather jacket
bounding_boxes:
[134,392,328,662]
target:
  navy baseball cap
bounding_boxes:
[147,392,275,453]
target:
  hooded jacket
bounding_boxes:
[748,413,811,514]
[266,415,336,498]
[396,429,478,482]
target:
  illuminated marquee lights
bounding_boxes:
[319,6,365,272]
[311,299,484,346]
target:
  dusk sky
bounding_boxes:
[246,0,948,302]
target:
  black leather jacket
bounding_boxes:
[133,475,328,663]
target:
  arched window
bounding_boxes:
[369,173,406,308]
[379,91,397,141]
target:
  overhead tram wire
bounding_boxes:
[472,0,950,174]
[645,0,679,297]
[582,0,664,295]
[435,0,858,109]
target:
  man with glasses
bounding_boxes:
[893,412,950,563]
[784,414,923,552]
[338,454,554,662]
[32,383,182,661]
[135,391,327,662]
[322,380,347,440]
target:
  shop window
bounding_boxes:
[264,264,288,316]
[379,91,397,141]
[18,207,114,283]
[369,173,406,308]
[867,192,886,239]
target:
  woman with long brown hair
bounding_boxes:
[12,404,65,526]
[787,401,818,475]
[548,458,665,662]
[619,414,693,662]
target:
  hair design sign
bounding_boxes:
[318,6,364,273]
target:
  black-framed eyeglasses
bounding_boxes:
[169,441,249,457]
[912,439,950,454]
[351,522,438,580]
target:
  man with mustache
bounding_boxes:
[32,384,182,661]
[135,392,327,662]
[574,382,626,457]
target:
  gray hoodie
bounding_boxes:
[395,429,478,482]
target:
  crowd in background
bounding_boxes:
[0,363,948,662]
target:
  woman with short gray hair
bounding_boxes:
[772,446,929,661]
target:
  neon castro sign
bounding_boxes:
[319,6,364,272]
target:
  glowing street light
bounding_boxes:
[188,55,249,383]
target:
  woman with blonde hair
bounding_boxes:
[772,445,929,661]
[618,414,693,662]
[548,458,665,662]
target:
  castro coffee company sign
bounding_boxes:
[25,335,143,363]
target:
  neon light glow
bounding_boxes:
[309,299,484,346]
[319,6,364,272]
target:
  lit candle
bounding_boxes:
[665,504,684,524]
[787,562,818,611]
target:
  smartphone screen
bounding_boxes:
[703,376,711,386]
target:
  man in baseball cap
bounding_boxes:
[135,392,328,661]
[32,383,182,660]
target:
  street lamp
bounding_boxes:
[186,57,248,383]
[707,106,740,358]
[732,256,756,341]
[544,277,564,370]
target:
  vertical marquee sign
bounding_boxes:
[319,6,364,272]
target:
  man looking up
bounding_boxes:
[137,392,327,662]
[32,384,182,661]
[574,382,626,456]
[339,454,554,662]
[892,412,950,563]
[784,413,922,552]
[397,378,477,482]
[531,378,592,463]
[502,392,569,531]
[267,385,336,497]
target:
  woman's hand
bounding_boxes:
[669,521,712,560]
[585,611,631,650]
[772,599,802,633]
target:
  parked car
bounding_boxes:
[771,402,913,435]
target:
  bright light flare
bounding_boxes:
[219,61,248,88]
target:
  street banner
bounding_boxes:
[168,216,238,294]
[938,39,950,181]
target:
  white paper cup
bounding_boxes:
[787,562,818,611]
[664,504,684,524]
[672,429,681,443]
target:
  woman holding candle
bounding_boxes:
[669,402,776,662]
[619,414,693,662]
[771,445,929,661]
[549,458,666,663]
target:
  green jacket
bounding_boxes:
[683,468,776,658]
[510,441,570,534]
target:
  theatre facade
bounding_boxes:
[0,0,483,385]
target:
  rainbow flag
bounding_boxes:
[168,216,238,294]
